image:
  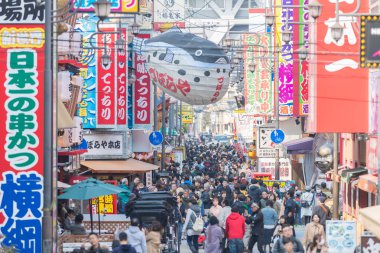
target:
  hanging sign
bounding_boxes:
[0,21,45,253]
[73,0,139,13]
[117,27,128,126]
[84,131,128,159]
[360,15,380,68]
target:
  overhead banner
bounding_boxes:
[311,0,369,133]
[275,0,294,116]
[298,0,309,116]
[134,34,152,129]
[73,0,139,13]
[76,16,99,128]
[117,27,128,126]
[97,27,117,127]
[0,14,45,253]
[243,33,274,116]
[360,15,380,68]
[153,0,185,31]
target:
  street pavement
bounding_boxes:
[180,225,305,253]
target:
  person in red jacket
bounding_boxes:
[225,206,246,253]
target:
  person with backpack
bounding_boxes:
[300,186,314,225]
[225,206,246,253]
[182,198,203,253]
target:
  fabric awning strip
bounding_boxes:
[80,159,159,174]
[358,174,378,194]
[283,137,314,154]
[340,167,368,183]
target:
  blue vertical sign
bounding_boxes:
[76,15,98,128]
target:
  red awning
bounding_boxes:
[358,174,378,194]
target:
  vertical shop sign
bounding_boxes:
[97,28,117,126]
[117,28,128,126]
[76,16,99,128]
[299,0,309,115]
[134,34,151,129]
[312,0,369,132]
[128,84,133,129]
[0,23,45,253]
[275,0,294,116]
[243,33,274,116]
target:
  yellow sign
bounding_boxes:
[122,0,139,13]
[0,27,45,48]
[234,109,246,114]
[182,111,193,124]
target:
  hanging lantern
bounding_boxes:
[58,71,71,102]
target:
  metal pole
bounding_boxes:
[179,101,183,146]
[153,83,158,165]
[169,101,173,138]
[275,48,280,180]
[43,0,53,250]
[161,92,166,171]
[333,133,339,219]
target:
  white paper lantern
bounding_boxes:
[71,116,83,144]
[72,75,84,103]
[134,27,231,105]
[58,71,71,102]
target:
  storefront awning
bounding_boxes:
[283,137,314,154]
[358,174,378,194]
[341,167,368,183]
[80,159,159,174]
[359,205,380,239]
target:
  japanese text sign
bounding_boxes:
[73,0,139,13]
[360,15,380,68]
[134,34,151,129]
[76,16,98,128]
[153,0,185,30]
[275,0,294,116]
[298,0,309,115]
[258,158,292,181]
[243,33,274,116]
[84,132,127,159]
[117,28,128,126]
[263,180,295,191]
[0,0,45,24]
[0,24,45,253]
[91,180,117,214]
[312,0,368,133]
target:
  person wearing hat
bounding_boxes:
[247,202,265,253]
[301,186,314,225]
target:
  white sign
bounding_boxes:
[84,132,127,159]
[326,220,357,253]
[257,158,292,181]
[154,0,185,23]
[257,127,285,157]
[145,171,153,187]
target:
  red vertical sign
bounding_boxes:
[313,0,369,132]
[117,28,127,125]
[97,28,116,126]
[134,34,151,127]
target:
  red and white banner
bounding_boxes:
[117,28,128,126]
[134,34,151,129]
[97,27,116,126]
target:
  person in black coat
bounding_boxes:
[247,203,265,253]
[248,179,262,203]
[113,232,137,253]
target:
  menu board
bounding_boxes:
[326,220,357,253]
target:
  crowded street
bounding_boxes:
[1,0,380,253]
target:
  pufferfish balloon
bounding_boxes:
[133,27,231,105]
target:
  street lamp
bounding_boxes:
[101,54,111,67]
[308,0,323,20]
[296,45,308,61]
[131,21,141,36]
[248,62,256,73]
[93,0,112,21]
[265,12,276,27]
[282,28,293,44]
[331,22,344,42]
[115,37,125,53]
[235,50,243,60]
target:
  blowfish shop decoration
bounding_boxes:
[0,1,45,252]
[133,27,231,105]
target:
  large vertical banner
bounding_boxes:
[97,27,117,127]
[0,5,45,251]
[134,34,151,129]
[311,0,369,132]
[117,28,128,126]
[76,16,99,128]
[298,0,310,116]
[244,33,274,116]
[275,0,294,116]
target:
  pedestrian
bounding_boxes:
[284,190,298,236]
[69,214,86,235]
[146,222,161,253]
[303,214,325,249]
[271,215,287,250]
[219,199,232,229]
[311,197,331,229]
[305,234,328,253]
[182,198,202,253]
[118,178,132,213]
[125,218,147,253]
[175,195,186,241]
[272,224,304,253]
[320,182,332,198]
[204,216,224,253]
[112,232,137,253]
[209,197,223,219]
[269,192,282,216]
[248,179,262,203]
[262,200,279,252]
[300,186,314,225]
[247,202,264,253]
[295,191,303,225]
[225,206,246,253]
[259,191,269,209]
[81,233,110,253]
[64,209,75,231]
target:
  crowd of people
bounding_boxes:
[59,140,333,253]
